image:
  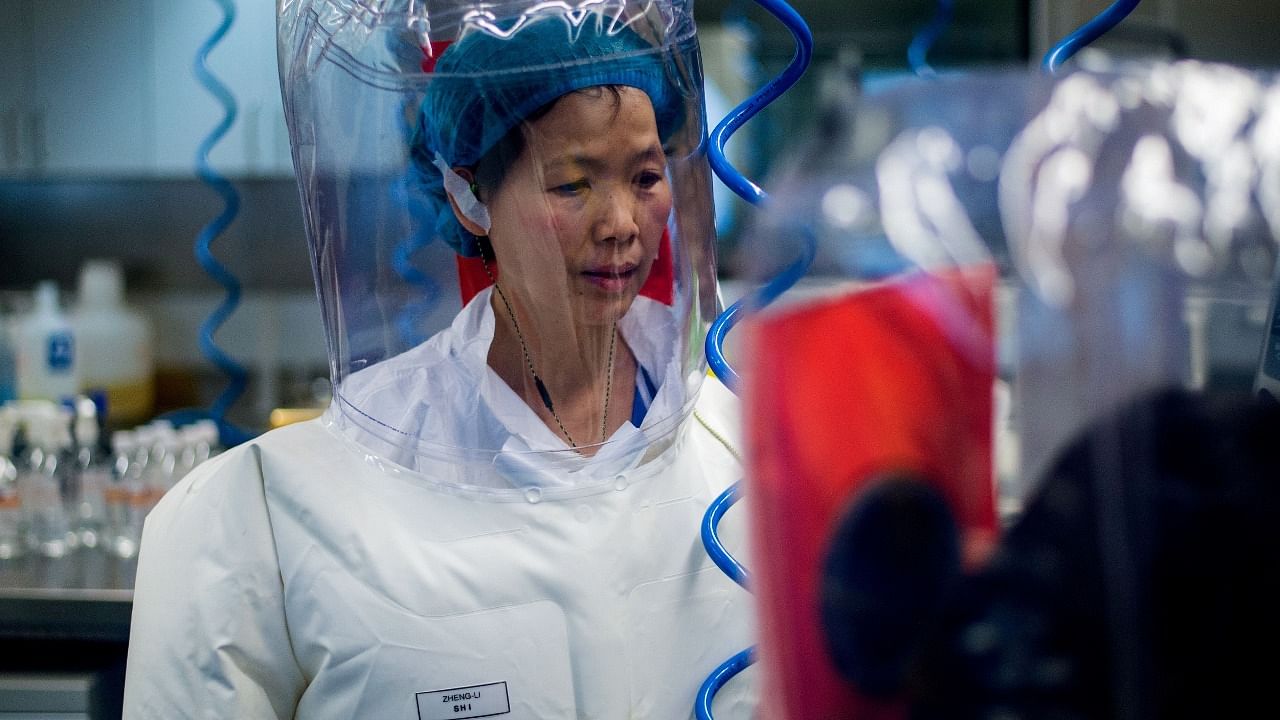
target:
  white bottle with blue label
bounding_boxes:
[15,282,79,403]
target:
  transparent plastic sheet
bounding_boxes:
[277,0,718,496]
[990,60,1280,720]
[738,61,1280,719]
[1002,62,1280,496]
[739,70,1026,720]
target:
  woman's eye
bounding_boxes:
[636,171,664,189]
[552,180,588,195]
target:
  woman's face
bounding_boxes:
[483,86,672,327]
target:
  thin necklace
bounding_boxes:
[482,257,617,448]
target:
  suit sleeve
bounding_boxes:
[123,443,305,719]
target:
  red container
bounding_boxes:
[744,265,1000,720]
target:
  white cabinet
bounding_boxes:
[0,0,291,179]
[152,0,292,176]
[30,0,155,176]
[0,3,36,174]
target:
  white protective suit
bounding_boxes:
[123,289,757,719]
[335,290,703,486]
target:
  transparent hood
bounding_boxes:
[277,0,716,496]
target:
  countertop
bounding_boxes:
[0,552,136,643]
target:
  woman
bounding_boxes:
[124,3,755,718]
[441,83,671,453]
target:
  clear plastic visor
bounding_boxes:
[278,0,716,497]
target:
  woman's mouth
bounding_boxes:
[581,264,639,293]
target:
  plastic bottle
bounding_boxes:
[175,425,199,482]
[194,419,223,460]
[105,430,141,559]
[51,406,80,553]
[17,411,48,553]
[15,282,78,403]
[157,430,184,493]
[126,425,159,544]
[140,421,177,502]
[72,398,108,549]
[71,260,155,427]
[0,407,22,559]
[19,406,75,558]
[170,420,219,485]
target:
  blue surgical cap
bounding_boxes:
[412,15,687,256]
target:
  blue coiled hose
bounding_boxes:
[1043,0,1142,74]
[704,0,814,394]
[392,224,442,348]
[701,482,750,588]
[697,1,813,717]
[695,647,757,720]
[193,0,248,425]
[908,0,955,77]
[392,96,442,349]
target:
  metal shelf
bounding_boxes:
[0,553,136,643]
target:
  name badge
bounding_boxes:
[416,681,510,719]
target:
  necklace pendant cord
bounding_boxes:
[483,254,618,449]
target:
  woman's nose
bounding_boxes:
[593,187,640,244]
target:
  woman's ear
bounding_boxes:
[446,166,490,237]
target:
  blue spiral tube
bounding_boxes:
[1043,0,1142,74]
[704,230,816,393]
[392,228,442,348]
[705,0,814,394]
[908,0,955,77]
[706,0,811,210]
[193,0,248,424]
[701,483,751,588]
[695,647,757,720]
[392,95,442,349]
[696,1,814,717]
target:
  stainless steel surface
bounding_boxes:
[0,553,135,642]
[0,672,95,714]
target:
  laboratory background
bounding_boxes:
[1,0,1279,718]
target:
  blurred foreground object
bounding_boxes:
[896,387,1280,720]
[741,58,1280,719]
